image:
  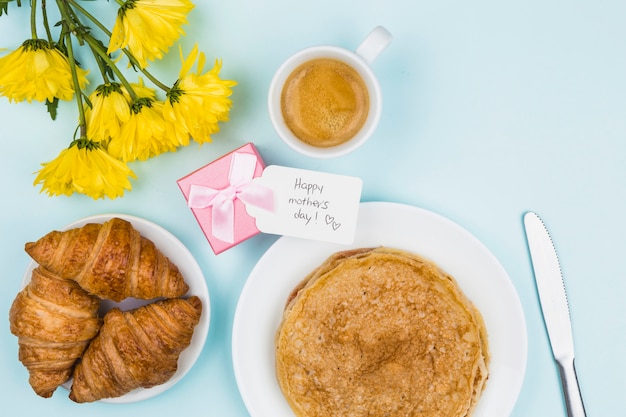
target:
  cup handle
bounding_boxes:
[355,26,393,65]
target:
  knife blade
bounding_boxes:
[523,211,586,417]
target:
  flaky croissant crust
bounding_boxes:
[9,267,102,398]
[11,217,202,402]
[24,217,189,302]
[69,296,202,403]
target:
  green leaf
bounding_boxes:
[46,98,59,121]
[0,0,21,17]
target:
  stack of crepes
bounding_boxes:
[275,247,489,417]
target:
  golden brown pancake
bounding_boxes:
[275,247,489,417]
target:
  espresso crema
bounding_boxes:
[280,58,370,147]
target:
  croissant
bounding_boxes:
[24,217,189,302]
[9,267,102,398]
[69,296,203,403]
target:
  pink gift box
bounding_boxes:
[177,142,269,254]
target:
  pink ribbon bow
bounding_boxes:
[187,152,274,243]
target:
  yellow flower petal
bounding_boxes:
[0,39,88,103]
[107,0,194,69]
[34,139,136,200]
[107,98,178,162]
[178,42,199,78]
[85,83,131,143]
[164,47,236,145]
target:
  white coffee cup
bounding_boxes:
[268,26,392,158]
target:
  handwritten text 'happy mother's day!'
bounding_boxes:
[289,177,342,231]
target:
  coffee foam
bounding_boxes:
[280,58,370,148]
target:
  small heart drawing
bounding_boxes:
[325,214,341,231]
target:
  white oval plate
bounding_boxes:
[233,202,527,417]
[22,213,210,404]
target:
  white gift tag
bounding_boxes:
[246,165,362,244]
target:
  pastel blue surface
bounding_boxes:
[1,1,624,416]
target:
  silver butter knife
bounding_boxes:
[523,211,587,417]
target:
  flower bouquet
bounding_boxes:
[0,0,236,199]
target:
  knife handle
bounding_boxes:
[557,357,587,417]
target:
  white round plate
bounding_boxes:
[233,201,527,417]
[22,213,210,404]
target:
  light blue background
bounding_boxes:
[1,1,624,415]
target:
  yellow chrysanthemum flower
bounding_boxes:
[107,97,179,162]
[85,83,131,143]
[34,139,136,200]
[107,0,195,69]
[163,44,236,146]
[0,39,88,103]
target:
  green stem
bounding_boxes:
[63,28,87,137]
[55,0,138,101]
[30,0,38,38]
[66,0,108,35]
[62,1,111,83]
[41,0,53,42]
[91,44,112,84]
[82,34,138,100]
[122,49,171,93]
